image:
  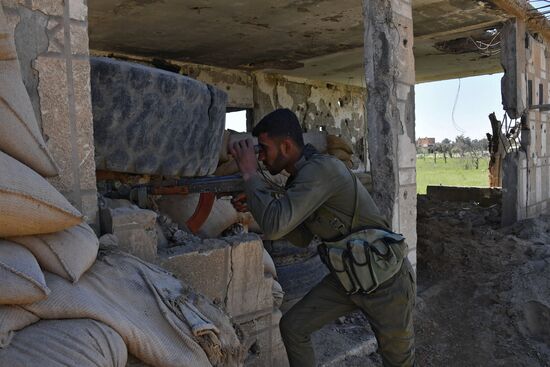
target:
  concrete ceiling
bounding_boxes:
[88,0,512,85]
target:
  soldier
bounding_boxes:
[230,108,415,367]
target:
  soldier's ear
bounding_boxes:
[280,137,293,156]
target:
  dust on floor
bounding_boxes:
[313,195,550,366]
[416,195,550,367]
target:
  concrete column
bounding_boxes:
[363,0,417,264]
[2,0,97,226]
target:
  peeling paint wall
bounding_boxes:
[253,72,367,163]
[501,19,550,224]
[2,0,97,226]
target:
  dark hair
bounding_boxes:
[252,108,305,148]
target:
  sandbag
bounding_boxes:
[10,222,99,283]
[214,158,239,176]
[0,6,58,176]
[327,147,352,162]
[327,134,353,154]
[272,281,284,309]
[0,240,50,305]
[0,150,82,237]
[263,249,277,279]
[0,319,128,367]
[22,251,243,367]
[0,305,40,348]
[158,195,243,238]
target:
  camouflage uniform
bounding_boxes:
[244,149,415,367]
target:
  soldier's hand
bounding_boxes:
[229,138,258,181]
[231,192,249,212]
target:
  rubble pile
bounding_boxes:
[416,195,550,366]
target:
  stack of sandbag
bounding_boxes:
[327,134,354,168]
[0,6,243,367]
[0,251,244,367]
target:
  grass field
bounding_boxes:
[416,154,490,194]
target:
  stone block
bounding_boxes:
[69,0,87,21]
[31,0,64,17]
[46,18,63,54]
[72,59,96,191]
[426,185,502,204]
[70,22,89,55]
[225,235,274,318]
[100,204,158,262]
[90,57,227,177]
[35,56,74,193]
[158,240,231,306]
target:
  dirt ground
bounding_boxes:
[314,195,550,366]
[415,195,550,367]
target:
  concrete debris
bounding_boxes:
[416,196,550,366]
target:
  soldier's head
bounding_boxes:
[252,109,305,174]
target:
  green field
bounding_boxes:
[416,155,490,194]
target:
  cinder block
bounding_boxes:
[158,240,231,306]
[225,235,274,318]
[100,203,158,262]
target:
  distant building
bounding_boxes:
[417,137,436,148]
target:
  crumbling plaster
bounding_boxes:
[364,0,417,264]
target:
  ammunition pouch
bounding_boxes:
[318,227,407,295]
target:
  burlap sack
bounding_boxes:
[0,319,128,367]
[327,134,353,154]
[0,150,82,237]
[22,252,244,367]
[10,222,99,283]
[0,6,58,176]
[0,240,50,305]
[0,305,40,348]
[263,249,277,279]
[158,195,242,238]
[327,147,352,162]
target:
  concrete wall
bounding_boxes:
[2,0,97,226]
[363,0,417,266]
[502,19,550,224]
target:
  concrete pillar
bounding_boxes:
[363,0,417,264]
[1,0,97,226]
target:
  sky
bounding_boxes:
[226,73,506,142]
[415,73,504,142]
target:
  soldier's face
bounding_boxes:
[257,133,287,175]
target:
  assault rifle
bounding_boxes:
[102,173,246,234]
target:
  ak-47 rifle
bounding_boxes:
[99,173,246,234]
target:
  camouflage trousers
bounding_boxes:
[280,259,416,367]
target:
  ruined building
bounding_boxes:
[1,0,549,366]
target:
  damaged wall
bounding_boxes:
[91,51,371,171]
[1,0,97,226]
[363,0,417,265]
[501,18,550,224]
